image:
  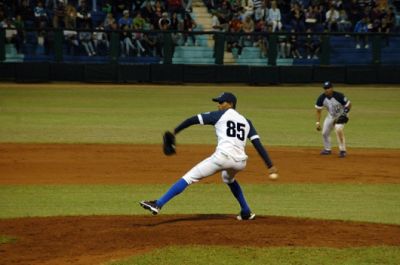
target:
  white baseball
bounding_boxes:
[269,173,279,180]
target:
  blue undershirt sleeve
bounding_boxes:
[251,138,273,168]
[174,115,200,135]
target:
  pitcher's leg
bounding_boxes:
[156,156,222,209]
[222,167,252,219]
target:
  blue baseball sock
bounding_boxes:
[156,178,189,208]
[228,180,251,214]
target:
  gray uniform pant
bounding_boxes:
[322,115,346,151]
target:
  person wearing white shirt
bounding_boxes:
[267,1,282,32]
[325,5,339,31]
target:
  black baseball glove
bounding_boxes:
[163,131,176,156]
[336,114,349,124]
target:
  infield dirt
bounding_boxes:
[0,144,399,265]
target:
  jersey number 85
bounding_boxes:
[226,121,245,141]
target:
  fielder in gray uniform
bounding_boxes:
[315,81,352,158]
[140,92,278,220]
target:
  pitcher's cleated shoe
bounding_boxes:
[140,200,160,215]
[320,149,332,155]
[237,212,256,221]
[339,150,347,158]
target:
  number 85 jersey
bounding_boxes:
[198,109,259,162]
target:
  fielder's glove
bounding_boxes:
[163,131,176,156]
[336,114,349,124]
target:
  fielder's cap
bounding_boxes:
[212,92,237,105]
[323,81,333,89]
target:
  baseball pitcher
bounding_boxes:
[140,92,278,220]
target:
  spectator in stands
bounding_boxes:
[65,3,77,29]
[133,10,146,29]
[304,27,320,59]
[289,29,302,58]
[103,12,116,30]
[153,0,166,29]
[205,0,217,11]
[118,9,133,28]
[216,1,232,32]
[182,11,197,46]
[325,4,339,31]
[226,23,243,57]
[132,12,147,56]
[141,1,156,25]
[17,0,35,27]
[167,0,184,15]
[277,0,291,16]
[93,23,109,54]
[120,24,136,56]
[290,2,305,32]
[385,7,396,32]
[241,0,254,19]
[378,16,391,46]
[34,0,48,28]
[2,17,23,54]
[79,22,96,56]
[254,16,269,57]
[304,5,318,30]
[101,0,113,14]
[63,25,79,55]
[210,9,223,31]
[230,0,243,15]
[253,0,264,21]
[313,4,326,31]
[170,12,183,45]
[354,15,369,48]
[170,11,181,30]
[142,23,159,56]
[376,0,388,10]
[229,11,243,32]
[241,14,255,47]
[337,8,352,32]
[114,0,130,17]
[53,0,66,28]
[132,0,145,13]
[345,0,363,31]
[278,33,291,58]
[369,4,382,32]
[158,11,171,30]
[155,15,175,57]
[267,1,283,32]
[76,0,92,28]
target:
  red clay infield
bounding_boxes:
[0,144,400,265]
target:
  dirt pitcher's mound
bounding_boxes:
[1,215,400,265]
[1,144,400,265]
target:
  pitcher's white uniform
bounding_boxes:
[139,92,276,220]
[182,108,260,185]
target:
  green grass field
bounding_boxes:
[109,246,400,265]
[1,84,400,265]
[1,184,399,224]
[1,84,399,147]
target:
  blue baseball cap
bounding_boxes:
[323,81,333,89]
[212,92,237,106]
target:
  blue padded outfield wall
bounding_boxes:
[1,30,400,84]
[2,62,400,84]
